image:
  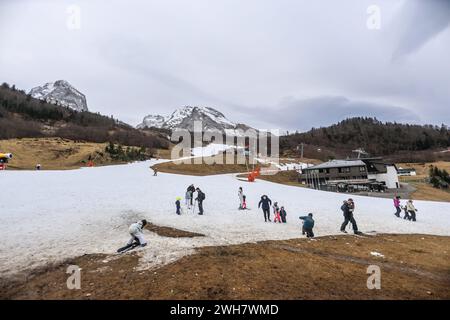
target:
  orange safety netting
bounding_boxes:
[247,167,260,182]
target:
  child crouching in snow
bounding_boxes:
[299,213,315,238]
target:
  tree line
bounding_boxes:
[280,117,450,160]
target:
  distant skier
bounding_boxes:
[406,199,418,222]
[273,202,282,223]
[393,196,401,217]
[340,199,360,234]
[195,187,205,215]
[187,184,196,206]
[35,164,41,170]
[175,197,182,215]
[118,219,148,253]
[238,187,244,209]
[280,206,287,223]
[153,168,158,176]
[299,213,315,238]
[258,195,272,222]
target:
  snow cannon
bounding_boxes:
[0,153,13,160]
[0,153,12,170]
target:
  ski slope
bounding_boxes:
[1,160,449,277]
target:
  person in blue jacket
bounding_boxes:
[299,213,315,238]
[258,195,272,222]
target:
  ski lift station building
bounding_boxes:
[300,158,400,190]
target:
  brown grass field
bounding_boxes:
[0,138,115,170]
[1,233,449,300]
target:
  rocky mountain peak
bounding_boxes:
[29,80,88,112]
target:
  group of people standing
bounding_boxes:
[257,194,287,223]
[393,196,418,221]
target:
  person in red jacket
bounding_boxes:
[273,202,282,223]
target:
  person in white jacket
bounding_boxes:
[127,220,148,246]
[406,200,418,222]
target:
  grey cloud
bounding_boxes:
[240,96,420,132]
[0,0,448,130]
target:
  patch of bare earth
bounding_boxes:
[145,223,204,238]
[1,234,449,300]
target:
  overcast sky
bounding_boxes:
[0,0,449,131]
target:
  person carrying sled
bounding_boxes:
[195,187,205,215]
[280,206,287,223]
[127,220,148,247]
[406,199,418,222]
[340,198,360,234]
[273,202,282,223]
[393,196,401,217]
[258,195,272,222]
[187,184,196,206]
[299,213,315,238]
[175,197,182,215]
[238,187,244,210]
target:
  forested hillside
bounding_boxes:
[281,117,450,161]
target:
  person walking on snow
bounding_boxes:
[273,202,282,223]
[340,199,360,234]
[175,197,182,215]
[393,196,401,217]
[195,187,205,215]
[258,195,272,222]
[406,199,418,222]
[280,206,287,223]
[299,213,315,238]
[238,187,244,210]
[187,184,196,206]
[127,220,148,247]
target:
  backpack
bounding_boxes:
[199,191,205,201]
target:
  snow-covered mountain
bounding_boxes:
[138,106,253,134]
[29,80,88,112]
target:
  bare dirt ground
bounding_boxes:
[144,223,205,238]
[1,234,449,300]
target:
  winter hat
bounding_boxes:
[141,219,147,226]
[308,213,313,217]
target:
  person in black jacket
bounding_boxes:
[258,195,272,222]
[195,187,205,215]
[340,199,360,234]
[187,184,196,206]
[280,206,287,223]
